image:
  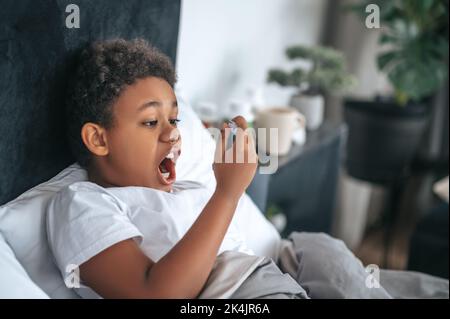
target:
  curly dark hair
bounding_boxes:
[66,38,177,168]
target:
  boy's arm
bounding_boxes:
[79,116,257,298]
[79,190,239,298]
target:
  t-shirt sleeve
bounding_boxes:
[46,183,143,274]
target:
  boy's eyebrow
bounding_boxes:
[138,100,178,112]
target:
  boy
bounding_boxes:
[47,38,305,299]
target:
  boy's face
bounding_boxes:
[92,76,181,192]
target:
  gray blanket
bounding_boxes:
[227,232,449,299]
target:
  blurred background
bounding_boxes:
[175,0,449,278]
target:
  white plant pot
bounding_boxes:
[290,94,324,130]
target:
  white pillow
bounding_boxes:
[0,101,280,298]
[0,232,49,299]
[0,165,85,298]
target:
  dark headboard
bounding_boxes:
[0,0,181,205]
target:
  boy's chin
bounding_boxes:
[150,179,174,192]
[158,184,173,193]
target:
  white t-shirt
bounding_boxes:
[46,180,255,297]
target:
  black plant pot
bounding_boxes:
[344,98,430,184]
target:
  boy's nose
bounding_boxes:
[161,127,180,145]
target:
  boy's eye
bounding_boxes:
[143,119,180,128]
[143,120,158,127]
[169,118,181,126]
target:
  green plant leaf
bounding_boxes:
[268,45,356,94]
[377,51,399,70]
[367,0,450,103]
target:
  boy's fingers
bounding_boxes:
[231,116,248,130]
[247,135,258,163]
[214,128,227,163]
[218,117,253,163]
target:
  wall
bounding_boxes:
[176,0,328,116]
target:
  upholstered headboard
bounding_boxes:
[0,0,181,205]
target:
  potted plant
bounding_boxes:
[345,0,449,183]
[268,45,356,130]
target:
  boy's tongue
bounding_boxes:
[158,158,174,182]
[158,146,181,180]
[159,157,173,173]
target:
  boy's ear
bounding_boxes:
[81,123,109,157]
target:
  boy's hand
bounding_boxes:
[213,116,258,201]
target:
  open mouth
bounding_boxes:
[157,148,180,185]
